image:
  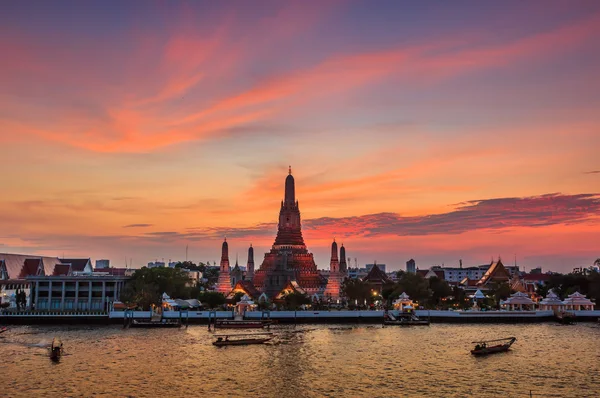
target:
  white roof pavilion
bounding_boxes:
[562,291,595,310]
[502,291,535,308]
[539,289,563,307]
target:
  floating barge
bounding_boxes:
[213,332,274,347]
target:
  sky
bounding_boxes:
[0,0,599,273]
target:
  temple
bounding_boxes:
[246,244,254,281]
[216,238,232,294]
[252,167,327,297]
[323,240,347,300]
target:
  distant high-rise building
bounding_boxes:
[95,259,110,269]
[406,259,416,274]
[147,261,165,268]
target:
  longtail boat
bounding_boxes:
[213,332,273,347]
[214,319,272,329]
[50,337,63,362]
[471,337,516,356]
[0,326,8,334]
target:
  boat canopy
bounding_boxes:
[472,337,516,344]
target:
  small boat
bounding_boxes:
[0,326,8,334]
[50,337,63,362]
[471,337,516,356]
[555,311,576,325]
[213,332,274,347]
[384,312,430,326]
[214,319,272,329]
[129,319,182,328]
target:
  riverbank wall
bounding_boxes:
[2,309,599,325]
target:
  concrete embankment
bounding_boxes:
[2,310,599,325]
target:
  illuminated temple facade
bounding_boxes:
[221,168,347,299]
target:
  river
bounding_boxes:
[1,323,599,397]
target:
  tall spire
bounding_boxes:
[284,166,295,205]
[339,244,347,273]
[221,238,229,262]
[331,239,338,261]
[247,243,255,280]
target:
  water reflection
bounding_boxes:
[1,323,599,397]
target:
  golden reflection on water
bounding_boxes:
[1,323,599,397]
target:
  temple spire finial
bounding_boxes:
[289,165,292,175]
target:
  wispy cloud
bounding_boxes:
[134,193,600,241]
[584,170,600,174]
[123,224,153,228]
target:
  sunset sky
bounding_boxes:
[1,1,599,272]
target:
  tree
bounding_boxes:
[594,258,600,268]
[428,277,453,308]
[198,291,226,309]
[341,278,372,308]
[487,282,512,309]
[283,291,311,310]
[120,267,192,309]
[203,267,219,285]
[392,273,430,306]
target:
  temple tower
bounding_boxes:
[324,239,343,300]
[216,238,232,294]
[339,244,348,274]
[253,167,326,297]
[246,244,255,280]
[330,239,339,273]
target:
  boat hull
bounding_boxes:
[0,327,8,334]
[130,320,182,328]
[215,321,271,329]
[471,345,511,356]
[384,320,429,326]
[213,338,272,346]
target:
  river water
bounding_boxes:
[1,323,599,397]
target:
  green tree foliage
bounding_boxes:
[120,267,192,309]
[542,270,600,303]
[282,291,311,310]
[341,278,373,307]
[203,267,219,284]
[428,276,453,307]
[198,291,226,309]
[482,282,512,309]
[391,273,431,305]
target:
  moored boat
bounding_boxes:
[50,337,63,362]
[384,311,430,326]
[215,319,272,329]
[212,332,274,347]
[129,319,182,328]
[471,337,516,356]
[555,311,576,325]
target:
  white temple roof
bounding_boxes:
[562,291,594,305]
[539,289,563,305]
[503,291,535,305]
